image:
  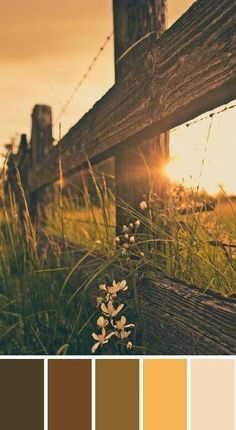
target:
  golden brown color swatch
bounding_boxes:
[144,359,187,430]
[48,359,91,430]
[96,359,139,430]
[0,359,44,430]
[191,359,235,430]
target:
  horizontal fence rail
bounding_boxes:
[42,242,236,355]
[27,0,236,191]
[139,270,236,354]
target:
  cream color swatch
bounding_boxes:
[191,359,234,430]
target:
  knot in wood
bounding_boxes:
[145,49,156,78]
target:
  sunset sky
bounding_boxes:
[0,0,193,149]
[1,0,235,194]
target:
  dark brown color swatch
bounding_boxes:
[48,359,91,430]
[0,359,44,430]
[96,359,139,430]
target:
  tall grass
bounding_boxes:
[116,184,236,295]
[0,167,139,355]
[1,154,235,355]
[0,183,111,354]
[45,169,115,253]
[45,163,236,296]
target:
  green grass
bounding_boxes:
[130,191,236,295]
[1,167,236,355]
[46,186,236,295]
[0,189,140,355]
[46,200,115,253]
[0,204,92,354]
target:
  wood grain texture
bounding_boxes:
[113,0,167,80]
[31,105,53,167]
[27,0,236,192]
[113,0,169,235]
[139,270,236,354]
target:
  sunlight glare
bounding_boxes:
[165,102,236,196]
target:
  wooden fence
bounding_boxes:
[6,0,236,354]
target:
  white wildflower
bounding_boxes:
[91,328,116,353]
[97,316,109,328]
[101,301,124,317]
[96,296,104,307]
[140,200,147,210]
[107,280,128,299]
[99,283,107,292]
[112,315,134,339]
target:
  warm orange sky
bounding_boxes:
[0,0,194,153]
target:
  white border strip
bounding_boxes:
[234,358,236,429]
[187,358,191,430]
[44,358,48,430]
[139,358,143,430]
[92,358,96,430]
[0,355,234,360]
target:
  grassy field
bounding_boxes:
[0,190,140,355]
[0,178,235,355]
[46,189,236,295]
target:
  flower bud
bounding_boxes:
[140,200,147,210]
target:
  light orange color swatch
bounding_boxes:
[191,359,234,430]
[144,359,187,430]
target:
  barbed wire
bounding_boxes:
[54,22,235,140]
[172,103,236,133]
[54,31,113,125]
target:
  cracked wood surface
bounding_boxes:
[139,271,236,354]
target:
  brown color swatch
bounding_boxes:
[48,359,91,430]
[96,359,139,430]
[144,359,187,430]
[0,359,44,430]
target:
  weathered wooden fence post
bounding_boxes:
[29,104,54,222]
[31,105,53,166]
[113,0,169,234]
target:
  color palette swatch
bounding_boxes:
[144,359,187,430]
[0,359,44,430]
[191,359,235,430]
[0,358,235,429]
[96,359,139,430]
[48,359,91,430]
